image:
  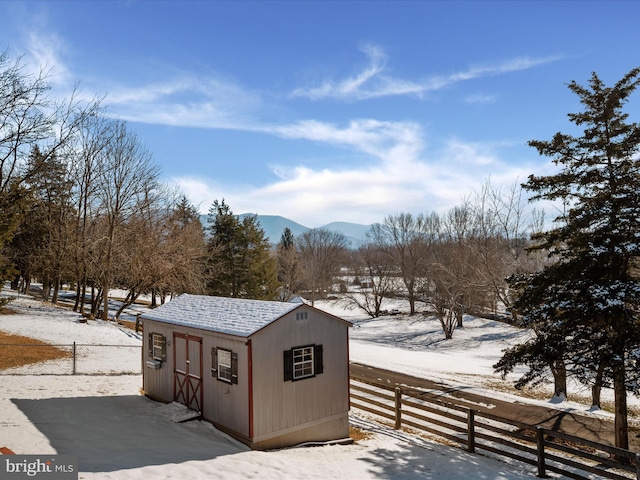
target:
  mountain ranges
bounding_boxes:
[200,214,373,247]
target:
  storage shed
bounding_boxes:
[141,294,351,449]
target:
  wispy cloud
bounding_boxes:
[444,55,561,82]
[105,48,560,128]
[5,7,73,88]
[174,147,534,227]
[264,118,424,164]
[291,44,425,101]
[25,31,68,82]
[173,118,534,227]
[103,74,263,128]
[11,19,261,129]
[6,22,545,226]
[292,45,562,101]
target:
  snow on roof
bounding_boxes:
[287,295,310,305]
[141,294,302,337]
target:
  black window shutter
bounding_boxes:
[160,335,167,360]
[212,347,218,374]
[314,344,323,375]
[283,349,293,381]
[231,351,238,384]
[148,333,153,357]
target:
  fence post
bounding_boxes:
[394,387,402,430]
[72,342,76,375]
[537,427,546,478]
[467,409,475,453]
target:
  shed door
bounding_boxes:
[173,333,203,413]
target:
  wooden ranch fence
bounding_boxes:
[350,373,640,480]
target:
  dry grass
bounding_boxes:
[350,413,461,448]
[117,319,138,331]
[349,426,374,443]
[484,378,556,402]
[484,377,640,417]
[0,331,71,370]
[0,300,16,315]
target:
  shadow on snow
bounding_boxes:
[11,395,246,472]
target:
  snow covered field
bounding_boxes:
[0,290,631,479]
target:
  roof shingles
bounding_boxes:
[141,294,300,337]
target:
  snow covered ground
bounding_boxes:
[322,296,640,415]
[0,289,631,479]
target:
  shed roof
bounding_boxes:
[141,294,303,337]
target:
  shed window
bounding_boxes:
[212,347,238,384]
[148,333,166,361]
[294,346,313,379]
[283,344,323,382]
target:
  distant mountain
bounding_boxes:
[201,214,373,247]
[241,214,373,247]
[321,222,372,243]
[239,214,309,242]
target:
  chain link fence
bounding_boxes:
[0,343,142,375]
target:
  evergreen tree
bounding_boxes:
[206,200,278,299]
[494,262,571,399]
[29,146,75,301]
[0,182,31,282]
[280,227,295,250]
[495,68,640,451]
[0,50,101,286]
[6,146,75,299]
[276,227,300,301]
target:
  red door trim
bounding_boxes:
[247,338,253,439]
[173,332,203,413]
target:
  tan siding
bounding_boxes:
[250,307,350,439]
[201,333,249,437]
[143,321,251,438]
[142,320,175,403]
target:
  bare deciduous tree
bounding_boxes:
[0,49,101,283]
[69,111,111,315]
[296,228,349,305]
[342,241,396,318]
[471,179,546,317]
[369,212,437,315]
[427,205,478,338]
[93,120,159,320]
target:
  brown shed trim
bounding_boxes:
[248,338,254,439]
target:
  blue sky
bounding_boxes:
[1,1,638,227]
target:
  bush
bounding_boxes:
[0,296,14,312]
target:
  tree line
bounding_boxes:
[0,50,207,317]
[2,47,640,451]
